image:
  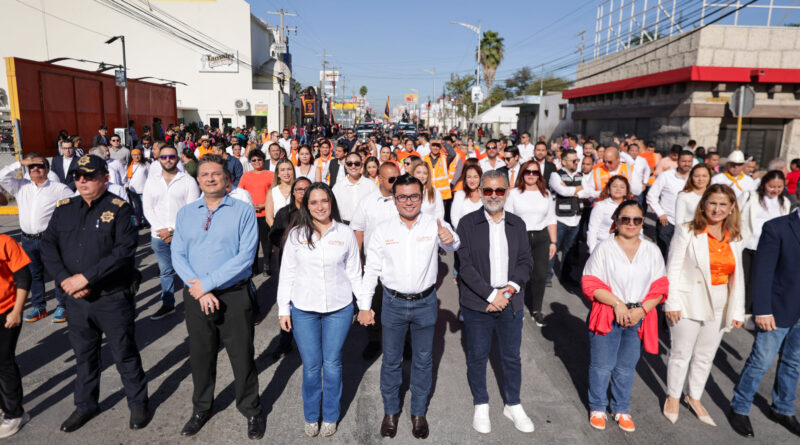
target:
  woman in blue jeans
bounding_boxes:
[276,183,365,438]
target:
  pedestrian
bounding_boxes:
[170,155,265,440]
[295,145,315,181]
[711,150,757,202]
[408,159,445,220]
[358,173,460,439]
[663,184,745,426]
[180,147,198,178]
[674,163,713,226]
[647,150,694,259]
[504,161,557,326]
[333,153,378,224]
[450,164,484,230]
[238,149,274,276]
[455,169,535,434]
[277,183,364,438]
[423,141,452,205]
[363,156,381,185]
[213,142,243,186]
[108,134,131,168]
[194,135,213,159]
[314,141,335,184]
[126,148,149,227]
[549,148,590,284]
[51,139,79,191]
[587,176,634,253]
[479,140,503,172]
[91,125,108,147]
[265,158,295,228]
[89,146,125,185]
[0,234,32,439]
[40,155,150,432]
[585,147,634,198]
[582,200,669,433]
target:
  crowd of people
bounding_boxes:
[0,122,798,441]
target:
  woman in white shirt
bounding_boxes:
[265,158,295,228]
[363,156,380,185]
[674,163,712,225]
[295,145,315,181]
[451,164,484,230]
[587,176,634,253]
[408,159,445,220]
[126,148,149,227]
[504,160,556,326]
[277,183,364,438]
[739,170,790,326]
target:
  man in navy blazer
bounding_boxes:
[455,169,534,434]
[50,140,79,191]
[730,206,800,438]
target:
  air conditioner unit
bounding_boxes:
[234,98,249,111]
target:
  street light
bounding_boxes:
[449,20,481,137]
[423,69,436,127]
[105,35,130,147]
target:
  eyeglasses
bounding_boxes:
[110,139,120,142]
[294,187,308,193]
[385,176,399,184]
[482,187,507,197]
[395,193,422,203]
[28,163,47,170]
[160,154,177,160]
[250,158,264,163]
[345,161,362,167]
[524,170,540,176]
[618,216,644,226]
[486,146,498,150]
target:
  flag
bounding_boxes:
[384,96,390,120]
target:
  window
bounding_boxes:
[558,104,567,120]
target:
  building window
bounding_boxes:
[210,117,219,128]
[559,104,567,120]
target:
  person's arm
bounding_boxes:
[357,226,384,309]
[674,193,688,227]
[80,203,138,286]
[199,205,259,293]
[511,223,533,288]
[437,219,460,251]
[5,266,30,327]
[663,224,690,315]
[264,191,276,226]
[450,192,464,230]
[549,172,576,197]
[434,192,445,221]
[646,174,667,219]
[0,161,24,196]
[275,231,297,316]
[586,204,601,253]
[233,159,243,187]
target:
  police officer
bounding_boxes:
[41,155,150,433]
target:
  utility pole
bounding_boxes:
[105,36,129,146]
[577,29,586,63]
[316,49,332,126]
[267,9,297,131]
[539,63,544,98]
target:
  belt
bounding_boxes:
[22,232,43,240]
[216,279,249,294]
[385,285,435,301]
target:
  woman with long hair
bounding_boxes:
[450,164,484,230]
[505,160,557,327]
[587,176,634,253]
[582,201,668,433]
[295,145,315,181]
[277,183,363,438]
[363,156,380,185]
[126,148,149,227]
[452,158,481,193]
[663,184,745,426]
[408,159,445,220]
[266,158,296,228]
[674,163,713,225]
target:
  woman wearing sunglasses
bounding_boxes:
[582,200,668,433]
[504,161,556,327]
[662,184,744,426]
[587,175,634,254]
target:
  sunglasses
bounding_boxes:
[160,154,177,160]
[28,163,47,170]
[486,146,498,150]
[524,170,540,176]
[385,176,399,184]
[503,156,514,161]
[110,139,120,142]
[618,216,644,226]
[75,172,101,182]
[345,161,362,167]
[482,187,506,197]
[294,187,308,193]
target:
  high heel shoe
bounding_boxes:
[684,396,716,426]
[663,399,679,424]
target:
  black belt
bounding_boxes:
[216,279,249,294]
[385,285,435,301]
[22,232,43,240]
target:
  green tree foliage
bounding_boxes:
[444,73,476,118]
[359,85,368,97]
[479,30,505,94]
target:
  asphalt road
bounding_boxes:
[1,214,798,445]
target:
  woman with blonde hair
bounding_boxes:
[674,163,713,225]
[408,158,444,220]
[663,184,745,426]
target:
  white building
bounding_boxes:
[476,103,518,138]
[1,0,299,132]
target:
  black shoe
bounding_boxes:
[60,409,99,433]
[729,412,754,437]
[362,341,381,360]
[769,410,800,437]
[150,305,175,320]
[247,415,265,440]
[411,415,429,439]
[532,312,547,327]
[129,405,151,430]
[380,414,398,438]
[181,411,212,437]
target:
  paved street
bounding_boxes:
[1,214,797,445]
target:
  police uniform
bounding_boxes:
[40,155,148,421]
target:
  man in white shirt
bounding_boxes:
[629,143,651,205]
[148,141,186,179]
[517,132,535,164]
[261,131,280,155]
[0,153,72,323]
[278,129,292,157]
[479,140,503,172]
[548,149,590,285]
[358,174,460,439]
[263,143,283,173]
[142,145,200,320]
[89,146,125,185]
[711,150,757,203]
[416,134,430,159]
[647,150,693,259]
[108,135,131,168]
[333,153,378,223]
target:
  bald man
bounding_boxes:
[584,147,637,199]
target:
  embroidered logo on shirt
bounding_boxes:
[100,211,114,223]
[56,198,71,207]
[385,239,399,245]
[328,240,344,246]
[111,198,126,208]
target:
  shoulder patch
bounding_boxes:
[111,198,126,208]
[100,210,114,223]
[56,198,71,207]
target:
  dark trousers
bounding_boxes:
[254,218,272,274]
[656,222,675,260]
[0,312,23,418]
[183,286,260,417]
[525,229,550,314]
[64,289,148,413]
[129,192,145,227]
[548,222,581,280]
[742,248,756,314]
[461,305,523,406]
[20,237,64,310]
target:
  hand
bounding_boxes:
[492,288,512,311]
[187,279,206,300]
[279,315,292,332]
[624,307,645,327]
[61,274,89,296]
[731,320,744,329]
[658,214,669,226]
[156,228,171,240]
[575,185,584,193]
[665,311,681,324]
[73,288,90,299]
[549,243,557,260]
[485,303,501,312]
[4,310,21,328]
[755,315,776,331]
[198,293,220,315]
[163,235,173,244]
[357,310,375,326]
[437,219,454,244]
[20,158,35,167]
[613,301,629,326]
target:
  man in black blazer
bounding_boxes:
[730,202,800,438]
[531,141,557,183]
[455,169,534,435]
[51,139,79,191]
[497,146,521,187]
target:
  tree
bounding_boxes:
[503,67,534,98]
[359,85,368,97]
[444,73,476,119]
[479,30,504,94]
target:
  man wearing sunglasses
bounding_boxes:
[108,134,131,168]
[333,153,378,224]
[41,155,150,432]
[479,140,503,172]
[549,148,590,285]
[498,146,521,187]
[0,153,72,323]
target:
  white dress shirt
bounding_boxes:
[142,171,200,238]
[548,169,591,227]
[416,143,430,158]
[229,186,254,205]
[358,213,460,308]
[745,195,783,250]
[350,191,398,248]
[107,158,126,185]
[484,211,521,303]
[583,237,666,304]
[587,198,621,253]
[620,151,635,167]
[479,156,503,172]
[647,169,689,225]
[60,156,75,179]
[450,190,483,229]
[517,143,535,163]
[332,175,379,222]
[277,222,364,315]
[126,163,149,194]
[278,138,292,157]
[631,156,651,194]
[420,189,445,221]
[504,188,556,231]
[711,172,757,202]
[0,162,72,234]
[674,191,702,226]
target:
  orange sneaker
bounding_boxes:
[589,411,606,430]
[614,413,635,432]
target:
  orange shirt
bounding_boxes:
[238,170,274,217]
[0,234,31,314]
[396,150,420,163]
[707,230,735,285]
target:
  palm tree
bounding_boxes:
[359,85,368,98]
[479,30,504,94]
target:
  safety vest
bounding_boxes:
[448,151,466,191]
[554,169,585,217]
[425,154,452,200]
[639,151,661,185]
[592,163,630,192]
[196,145,212,159]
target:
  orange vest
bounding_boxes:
[592,163,630,192]
[397,150,420,163]
[639,151,661,185]
[425,154,452,200]
[196,145,212,159]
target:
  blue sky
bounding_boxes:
[247,0,800,110]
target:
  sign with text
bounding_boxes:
[199,51,239,73]
[254,103,268,116]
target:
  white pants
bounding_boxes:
[666,284,728,400]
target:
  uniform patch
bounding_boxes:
[111,198,126,208]
[100,210,114,223]
[56,198,71,207]
[77,156,91,166]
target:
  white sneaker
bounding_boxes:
[304,422,319,437]
[473,404,491,434]
[0,412,30,439]
[320,421,337,437]
[503,404,534,433]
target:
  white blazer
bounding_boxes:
[664,222,745,330]
[739,190,791,247]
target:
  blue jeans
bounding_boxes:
[462,305,523,405]
[381,288,438,417]
[731,320,800,416]
[548,222,580,279]
[588,320,643,414]
[291,302,353,423]
[20,237,64,310]
[151,237,178,307]
[129,192,145,226]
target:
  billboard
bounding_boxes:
[405,94,418,103]
[254,103,268,116]
[199,51,238,73]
